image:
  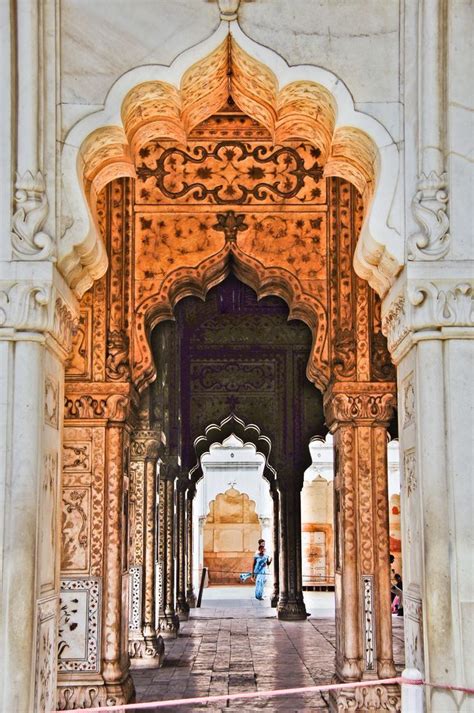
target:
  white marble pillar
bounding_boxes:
[383,274,474,713]
[0,280,77,713]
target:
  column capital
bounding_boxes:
[0,261,79,359]
[324,381,396,428]
[382,263,474,363]
[159,458,180,482]
[176,474,190,493]
[130,429,160,461]
[64,382,137,423]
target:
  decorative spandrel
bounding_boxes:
[135,141,325,206]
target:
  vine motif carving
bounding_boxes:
[63,444,90,470]
[374,427,390,561]
[402,373,415,429]
[408,171,450,261]
[106,329,130,381]
[11,170,55,261]
[61,490,88,571]
[404,450,417,497]
[136,141,323,204]
[382,295,409,354]
[338,429,356,557]
[44,376,59,429]
[362,575,375,671]
[129,461,145,564]
[54,297,77,354]
[191,360,275,392]
[358,429,374,573]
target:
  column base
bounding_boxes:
[159,611,180,637]
[328,679,401,712]
[277,597,307,621]
[186,589,197,608]
[57,672,135,709]
[177,596,190,620]
[129,634,165,669]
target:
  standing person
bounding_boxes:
[253,544,272,601]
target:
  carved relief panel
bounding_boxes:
[61,427,105,577]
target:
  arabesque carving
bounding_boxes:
[105,330,130,381]
[408,171,450,261]
[136,141,323,204]
[11,170,55,261]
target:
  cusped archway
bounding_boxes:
[60,21,402,303]
[190,413,276,488]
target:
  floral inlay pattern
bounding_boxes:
[136,141,324,205]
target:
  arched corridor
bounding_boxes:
[2,4,472,712]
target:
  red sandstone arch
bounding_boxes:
[133,239,329,394]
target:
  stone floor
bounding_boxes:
[132,587,405,712]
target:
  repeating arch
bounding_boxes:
[189,414,276,488]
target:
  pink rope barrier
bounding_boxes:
[51,676,474,712]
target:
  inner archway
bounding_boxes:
[198,435,269,588]
[150,274,325,624]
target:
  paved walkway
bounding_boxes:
[133,587,405,712]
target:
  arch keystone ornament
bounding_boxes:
[59,21,402,302]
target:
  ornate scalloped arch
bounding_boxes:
[189,414,276,487]
[60,21,402,300]
[133,241,329,394]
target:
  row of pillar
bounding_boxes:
[127,383,399,712]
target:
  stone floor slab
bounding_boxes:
[132,588,405,712]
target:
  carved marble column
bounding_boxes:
[157,471,167,627]
[270,489,280,608]
[0,269,77,713]
[277,483,307,620]
[161,463,179,636]
[186,486,197,608]
[324,381,399,713]
[128,429,164,668]
[176,476,190,620]
[383,277,474,712]
[59,385,135,708]
[102,422,133,698]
